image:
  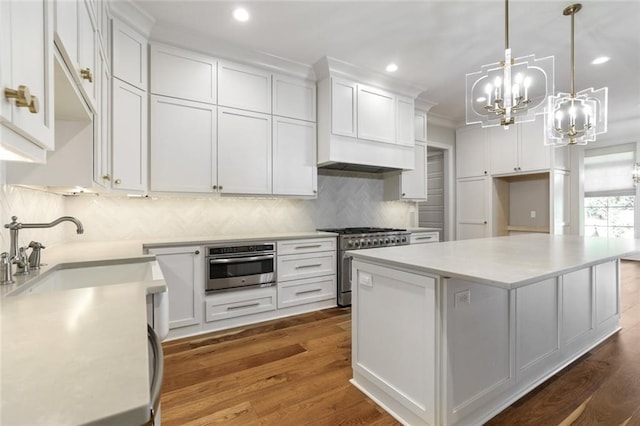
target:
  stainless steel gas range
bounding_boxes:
[318,227,410,306]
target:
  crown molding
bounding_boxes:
[108,0,155,37]
[427,112,459,129]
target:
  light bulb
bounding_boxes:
[233,7,250,22]
[515,73,524,84]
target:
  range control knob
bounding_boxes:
[347,240,354,247]
[354,240,360,247]
[372,239,378,246]
[384,238,390,244]
[390,237,396,244]
[362,239,368,247]
[401,237,407,243]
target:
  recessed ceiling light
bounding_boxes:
[233,7,250,22]
[385,63,398,73]
[591,56,610,65]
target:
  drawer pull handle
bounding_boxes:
[227,302,260,311]
[415,236,434,240]
[295,288,322,296]
[295,244,322,249]
[295,263,322,270]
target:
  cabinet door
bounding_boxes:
[455,126,488,178]
[93,50,110,188]
[150,43,217,104]
[331,78,357,138]
[77,0,97,109]
[401,141,428,200]
[357,84,395,144]
[272,74,316,122]
[396,96,414,146]
[519,117,551,172]
[112,19,147,89]
[112,79,147,191]
[149,246,203,330]
[488,125,518,175]
[273,116,317,196]
[456,176,490,240]
[2,0,54,150]
[54,0,78,70]
[218,61,271,113]
[415,110,427,143]
[150,96,217,193]
[217,107,272,194]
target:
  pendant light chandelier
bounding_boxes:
[546,4,608,146]
[466,0,554,128]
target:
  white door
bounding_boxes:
[150,96,217,193]
[402,141,428,200]
[331,78,357,138]
[488,125,518,175]
[357,84,395,144]
[396,96,415,147]
[456,176,490,239]
[112,79,147,191]
[415,110,427,143]
[455,126,488,179]
[77,0,97,109]
[217,107,272,194]
[519,117,552,172]
[218,60,271,113]
[273,116,317,196]
[149,246,203,330]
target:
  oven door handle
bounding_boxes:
[209,255,273,264]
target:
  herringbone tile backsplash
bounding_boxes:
[1,171,416,246]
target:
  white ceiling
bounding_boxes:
[133,0,640,126]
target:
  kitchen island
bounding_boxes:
[348,234,640,426]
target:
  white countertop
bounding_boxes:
[0,283,150,425]
[348,234,640,289]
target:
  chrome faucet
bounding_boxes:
[3,216,84,273]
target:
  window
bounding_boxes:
[583,144,636,238]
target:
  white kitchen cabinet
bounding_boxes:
[54,0,78,74]
[112,19,147,90]
[277,251,337,282]
[456,176,491,240]
[455,125,488,178]
[357,84,395,144]
[150,96,217,193]
[272,74,316,122]
[272,116,317,196]
[148,246,204,330]
[0,0,54,161]
[410,231,439,244]
[415,110,427,143]
[595,260,619,327]
[218,60,271,114]
[217,107,272,194]
[94,49,110,188]
[330,77,357,138]
[96,0,110,69]
[205,286,277,322]
[383,141,428,200]
[488,124,519,175]
[150,43,217,104]
[111,79,147,191]
[396,95,415,146]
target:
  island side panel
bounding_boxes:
[351,260,437,426]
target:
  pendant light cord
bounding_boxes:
[570,8,575,96]
[505,0,509,50]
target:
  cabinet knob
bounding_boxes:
[195,250,200,255]
[80,68,93,83]
[5,85,39,113]
[114,179,122,185]
[484,221,488,224]
[102,174,111,181]
[219,185,223,191]
[313,189,317,194]
[212,185,218,190]
[402,193,406,197]
[514,167,518,171]
[484,171,487,175]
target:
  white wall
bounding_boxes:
[0,171,413,246]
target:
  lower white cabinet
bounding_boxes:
[272,116,317,196]
[410,231,439,244]
[149,95,217,193]
[456,176,491,240]
[217,107,272,194]
[278,275,337,309]
[147,246,204,330]
[277,251,336,282]
[205,286,277,322]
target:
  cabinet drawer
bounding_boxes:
[277,238,336,255]
[278,275,337,309]
[277,251,336,282]
[410,232,439,244]
[205,286,276,322]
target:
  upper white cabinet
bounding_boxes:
[112,79,147,191]
[112,19,147,90]
[150,95,217,193]
[218,60,271,114]
[0,0,54,161]
[150,43,217,104]
[330,78,357,138]
[273,116,317,196]
[396,96,415,146]
[489,117,553,175]
[94,49,111,188]
[415,110,427,143]
[217,107,272,195]
[384,141,428,201]
[357,84,395,144]
[272,74,315,122]
[488,125,519,175]
[76,0,97,109]
[456,125,488,178]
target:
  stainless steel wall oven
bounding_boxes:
[205,242,276,293]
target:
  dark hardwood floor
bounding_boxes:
[161,260,640,425]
